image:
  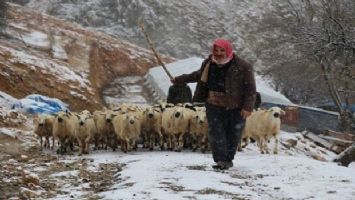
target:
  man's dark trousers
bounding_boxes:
[205,103,245,163]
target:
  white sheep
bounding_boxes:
[112,111,142,153]
[141,106,163,150]
[92,110,105,149]
[93,108,119,151]
[75,110,97,155]
[243,107,285,154]
[189,110,209,153]
[162,106,191,151]
[33,114,55,149]
[52,111,78,154]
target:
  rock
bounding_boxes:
[341,179,350,183]
[20,155,29,161]
[310,153,327,161]
[8,159,18,164]
[296,135,304,140]
[318,149,328,155]
[19,187,41,199]
[22,170,40,185]
[310,143,317,148]
[285,139,298,148]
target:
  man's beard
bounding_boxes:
[212,55,232,65]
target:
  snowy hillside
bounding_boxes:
[1,3,173,112]
[23,0,277,66]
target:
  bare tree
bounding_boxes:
[291,0,354,132]
[265,0,355,132]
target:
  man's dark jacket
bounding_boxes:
[174,54,256,112]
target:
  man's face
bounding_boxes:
[213,46,227,62]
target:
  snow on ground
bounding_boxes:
[147,57,293,105]
[47,131,355,200]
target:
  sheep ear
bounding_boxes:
[154,108,161,112]
[113,108,121,112]
[281,110,286,115]
[183,103,193,108]
[66,110,72,116]
[166,103,174,108]
[184,104,196,111]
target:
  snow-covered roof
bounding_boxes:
[147,57,293,105]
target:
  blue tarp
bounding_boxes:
[11,94,69,114]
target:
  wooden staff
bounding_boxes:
[138,20,174,80]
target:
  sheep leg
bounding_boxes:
[176,133,184,152]
[103,133,108,150]
[132,138,138,151]
[149,134,155,151]
[257,137,264,154]
[273,134,279,154]
[263,136,270,154]
[143,131,149,148]
[160,134,166,151]
[126,138,132,152]
[156,129,163,151]
[167,135,173,151]
[94,135,99,150]
[66,137,74,154]
[85,136,91,154]
[45,136,50,149]
[77,139,83,156]
[201,135,207,153]
[191,133,198,152]
[51,136,55,150]
[57,138,66,155]
[39,136,43,150]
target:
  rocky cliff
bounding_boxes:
[0,3,173,111]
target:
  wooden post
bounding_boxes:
[138,20,173,80]
[333,143,355,167]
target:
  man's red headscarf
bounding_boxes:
[211,38,234,64]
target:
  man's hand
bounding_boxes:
[241,109,252,119]
[170,77,176,85]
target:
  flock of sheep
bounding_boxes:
[33,101,285,155]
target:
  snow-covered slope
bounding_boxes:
[1,3,173,111]
[23,0,276,66]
